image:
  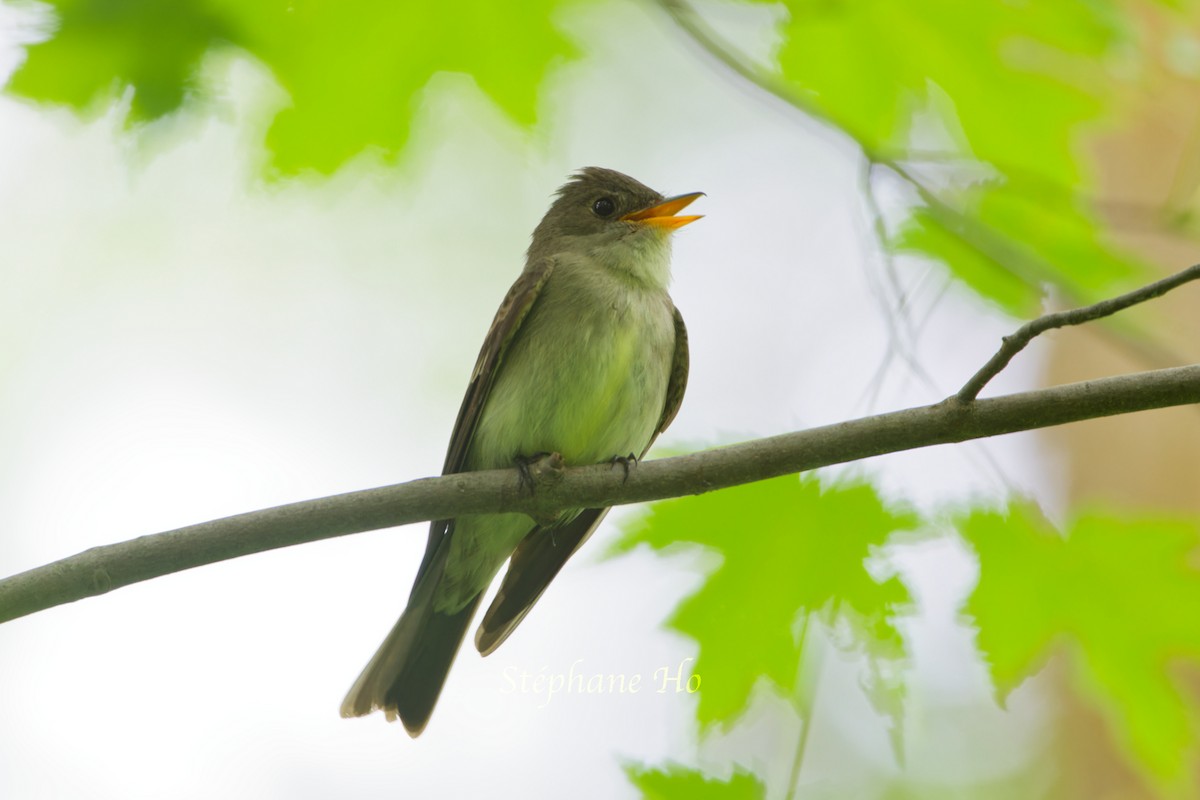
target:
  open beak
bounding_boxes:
[621,191,705,230]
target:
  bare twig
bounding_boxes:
[785,613,820,800]
[957,263,1200,402]
[2,364,1198,625]
[655,0,872,150]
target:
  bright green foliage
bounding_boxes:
[766,0,1151,312]
[961,504,1200,785]
[891,205,1042,317]
[970,185,1145,307]
[892,187,1143,316]
[624,763,766,800]
[8,0,579,173]
[771,0,1120,183]
[0,0,1169,313]
[7,0,229,121]
[610,474,918,731]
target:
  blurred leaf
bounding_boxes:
[611,474,918,732]
[972,183,1147,304]
[892,184,1148,316]
[624,763,766,800]
[771,0,1123,184]
[892,205,1041,317]
[961,503,1200,784]
[7,0,582,173]
[7,0,230,121]
[216,0,578,174]
[762,0,1152,316]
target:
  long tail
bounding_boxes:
[339,542,482,737]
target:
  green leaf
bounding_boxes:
[892,205,1042,317]
[961,503,1200,785]
[7,0,582,174]
[772,0,1124,184]
[624,763,766,800]
[7,0,231,121]
[611,474,918,731]
[973,182,1147,304]
[892,185,1149,316]
[215,0,579,174]
[766,0,1153,316]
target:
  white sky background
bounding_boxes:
[0,1,1058,797]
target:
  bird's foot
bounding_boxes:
[515,451,565,496]
[608,452,638,483]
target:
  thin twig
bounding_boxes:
[1,364,1198,625]
[784,598,839,800]
[655,0,874,152]
[857,159,941,410]
[785,614,819,800]
[886,149,1200,238]
[956,263,1200,402]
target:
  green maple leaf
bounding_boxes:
[761,0,1150,316]
[7,0,582,174]
[892,187,1145,318]
[7,0,230,121]
[610,473,918,732]
[962,503,1200,785]
[215,0,579,174]
[770,0,1123,183]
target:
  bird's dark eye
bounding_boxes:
[592,196,617,218]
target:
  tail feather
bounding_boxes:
[340,542,482,736]
[476,509,608,656]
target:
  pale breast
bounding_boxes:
[467,261,676,471]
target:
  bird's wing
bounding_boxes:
[656,305,690,436]
[475,305,690,655]
[412,259,556,587]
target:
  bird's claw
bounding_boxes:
[609,452,638,483]
[515,451,564,495]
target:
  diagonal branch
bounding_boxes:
[957,263,1200,401]
[2,363,1198,625]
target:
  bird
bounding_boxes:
[340,167,702,735]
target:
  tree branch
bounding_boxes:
[2,363,1197,625]
[957,263,1200,401]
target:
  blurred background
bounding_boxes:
[0,0,1198,797]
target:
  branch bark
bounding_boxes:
[2,363,1198,625]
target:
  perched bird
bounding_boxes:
[340,167,702,735]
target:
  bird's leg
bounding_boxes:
[608,452,638,483]
[514,451,564,495]
[514,452,567,527]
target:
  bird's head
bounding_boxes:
[528,167,703,289]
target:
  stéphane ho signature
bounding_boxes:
[501,658,700,708]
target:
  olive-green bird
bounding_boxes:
[340,167,702,735]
